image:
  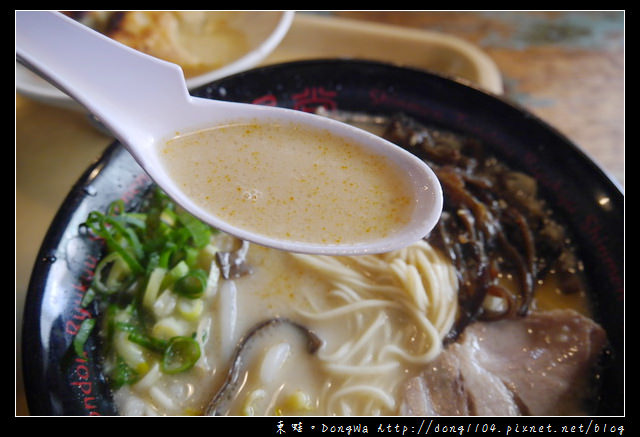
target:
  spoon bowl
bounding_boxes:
[16,11,442,255]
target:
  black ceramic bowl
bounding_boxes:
[22,59,624,416]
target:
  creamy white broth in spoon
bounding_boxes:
[160,120,416,246]
[17,11,442,255]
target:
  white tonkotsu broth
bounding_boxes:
[113,234,459,416]
[159,121,416,246]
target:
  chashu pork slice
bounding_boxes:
[400,309,607,416]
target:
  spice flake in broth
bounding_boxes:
[160,121,416,245]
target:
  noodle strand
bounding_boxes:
[290,240,458,415]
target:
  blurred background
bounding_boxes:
[329,11,624,188]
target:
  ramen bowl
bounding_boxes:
[22,59,624,416]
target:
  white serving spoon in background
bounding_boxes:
[16,10,442,255]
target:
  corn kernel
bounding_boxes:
[183,407,202,416]
[282,389,313,413]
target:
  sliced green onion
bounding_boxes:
[183,246,199,267]
[177,297,204,321]
[91,252,132,295]
[115,321,169,353]
[111,356,139,389]
[85,211,144,274]
[174,269,208,299]
[128,331,169,353]
[162,260,189,290]
[106,199,126,216]
[82,189,223,388]
[143,267,167,309]
[158,243,177,269]
[73,317,96,356]
[177,211,212,248]
[81,286,96,308]
[106,199,147,229]
[161,336,201,374]
[159,207,177,227]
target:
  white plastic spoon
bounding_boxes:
[16,10,442,255]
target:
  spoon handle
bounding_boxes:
[16,11,191,146]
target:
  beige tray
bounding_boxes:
[262,13,503,94]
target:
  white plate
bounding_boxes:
[16,11,294,110]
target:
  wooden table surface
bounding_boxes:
[15,11,624,416]
[333,11,624,189]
